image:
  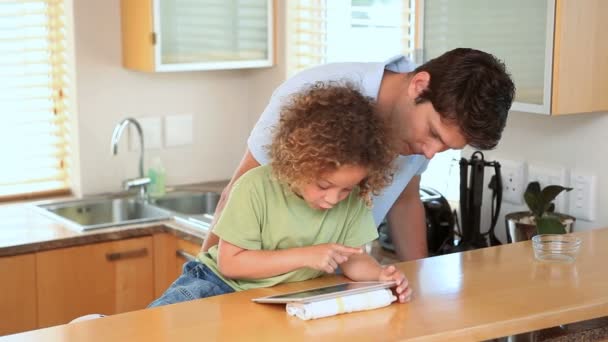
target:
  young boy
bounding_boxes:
[149,82,412,308]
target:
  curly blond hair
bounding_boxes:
[269,82,397,206]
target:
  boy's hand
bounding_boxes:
[379,264,412,303]
[304,243,363,274]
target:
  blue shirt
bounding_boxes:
[247,56,429,225]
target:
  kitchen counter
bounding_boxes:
[0,180,229,257]
[3,228,608,341]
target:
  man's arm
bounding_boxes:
[386,175,428,261]
[200,149,261,252]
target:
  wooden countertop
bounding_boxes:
[3,228,607,341]
[0,180,229,257]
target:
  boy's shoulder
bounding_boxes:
[232,165,277,191]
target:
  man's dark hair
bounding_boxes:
[414,48,515,150]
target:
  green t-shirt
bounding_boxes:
[198,165,378,291]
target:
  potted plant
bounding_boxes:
[505,181,575,242]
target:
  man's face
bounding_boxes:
[391,73,467,158]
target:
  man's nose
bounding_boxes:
[423,143,447,159]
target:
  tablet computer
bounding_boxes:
[252,281,396,304]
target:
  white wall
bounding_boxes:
[469,110,608,243]
[73,0,259,195]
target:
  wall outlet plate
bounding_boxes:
[568,172,596,221]
[164,114,193,147]
[500,159,526,205]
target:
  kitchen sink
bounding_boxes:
[149,191,220,230]
[35,197,171,231]
[149,191,220,216]
[34,191,221,232]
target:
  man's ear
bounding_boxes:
[408,71,430,98]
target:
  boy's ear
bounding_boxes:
[408,71,431,98]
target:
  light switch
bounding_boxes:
[164,114,193,147]
[568,172,596,221]
[129,116,162,150]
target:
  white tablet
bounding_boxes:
[252,281,396,304]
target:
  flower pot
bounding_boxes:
[505,211,575,243]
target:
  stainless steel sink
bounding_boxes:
[149,191,220,230]
[34,191,221,232]
[36,197,171,231]
[149,191,220,215]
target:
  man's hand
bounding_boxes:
[303,243,363,273]
[379,264,412,303]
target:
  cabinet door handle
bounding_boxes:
[176,249,196,261]
[106,248,148,261]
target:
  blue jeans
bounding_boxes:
[148,261,235,308]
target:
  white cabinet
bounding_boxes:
[121,0,274,72]
[416,0,608,115]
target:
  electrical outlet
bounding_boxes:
[500,159,526,204]
[528,164,568,213]
[568,172,596,221]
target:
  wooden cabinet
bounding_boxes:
[120,0,275,72]
[152,233,202,297]
[36,237,154,328]
[175,238,200,274]
[0,254,37,336]
[417,0,608,115]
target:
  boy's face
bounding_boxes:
[298,164,368,210]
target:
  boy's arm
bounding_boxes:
[201,149,261,252]
[217,239,363,279]
[341,248,412,303]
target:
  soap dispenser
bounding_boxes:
[148,156,166,197]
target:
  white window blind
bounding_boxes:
[287,0,414,76]
[159,0,269,64]
[422,0,549,105]
[0,0,71,200]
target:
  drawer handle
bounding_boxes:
[176,249,196,261]
[106,248,148,261]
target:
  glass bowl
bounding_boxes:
[532,234,582,263]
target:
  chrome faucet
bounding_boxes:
[111,118,150,200]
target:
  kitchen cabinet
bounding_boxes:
[36,237,154,328]
[417,0,608,115]
[120,0,274,72]
[175,238,200,274]
[152,233,201,297]
[0,254,37,336]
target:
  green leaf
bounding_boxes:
[537,216,567,235]
[524,181,542,217]
[526,181,541,195]
[540,185,573,212]
[524,192,541,217]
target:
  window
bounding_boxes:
[287,0,460,201]
[0,0,71,200]
[287,0,412,76]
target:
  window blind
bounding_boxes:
[287,0,414,77]
[287,0,328,76]
[159,0,269,64]
[422,0,549,105]
[0,0,71,200]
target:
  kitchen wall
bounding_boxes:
[73,0,268,195]
[72,1,607,236]
[469,110,608,242]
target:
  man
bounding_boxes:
[202,48,515,261]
